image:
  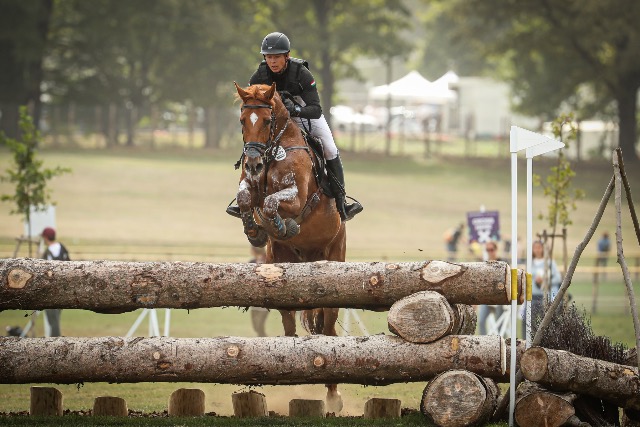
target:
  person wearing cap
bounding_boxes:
[41,227,70,336]
[239,31,363,222]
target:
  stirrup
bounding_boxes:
[226,199,241,218]
[343,196,363,221]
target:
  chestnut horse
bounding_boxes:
[234,82,346,412]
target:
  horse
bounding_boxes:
[233,82,346,412]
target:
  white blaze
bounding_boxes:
[250,112,258,126]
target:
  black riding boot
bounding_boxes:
[325,156,363,221]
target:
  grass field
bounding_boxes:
[1,140,639,424]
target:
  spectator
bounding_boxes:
[444,223,465,261]
[248,246,269,337]
[523,240,561,338]
[41,227,70,336]
[594,232,611,283]
[478,241,505,334]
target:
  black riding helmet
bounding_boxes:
[260,32,290,54]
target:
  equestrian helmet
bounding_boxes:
[260,32,290,54]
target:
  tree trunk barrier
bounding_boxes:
[0,259,524,311]
[0,334,507,385]
[521,346,640,411]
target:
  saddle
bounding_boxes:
[300,130,332,196]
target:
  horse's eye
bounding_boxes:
[264,119,272,126]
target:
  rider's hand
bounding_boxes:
[283,98,300,117]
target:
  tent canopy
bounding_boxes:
[369,70,458,104]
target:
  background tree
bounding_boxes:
[0,107,70,256]
[418,0,640,163]
[0,0,53,138]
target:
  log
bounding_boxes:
[515,381,579,427]
[232,391,268,417]
[363,398,401,419]
[289,399,325,417]
[168,388,205,416]
[93,396,128,417]
[420,369,498,427]
[388,291,476,343]
[521,346,640,410]
[0,335,507,385]
[30,386,63,416]
[0,259,525,312]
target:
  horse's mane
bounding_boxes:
[235,84,282,108]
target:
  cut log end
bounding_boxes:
[421,370,497,427]
[515,383,576,427]
[520,346,549,382]
[388,291,453,343]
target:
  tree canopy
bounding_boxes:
[417,0,640,162]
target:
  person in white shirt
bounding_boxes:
[41,227,70,336]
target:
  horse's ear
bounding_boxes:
[234,82,251,103]
[263,82,276,101]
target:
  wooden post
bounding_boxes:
[289,399,325,417]
[168,388,205,416]
[232,391,268,418]
[363,398,401,419]
[420,370,498,427]
[30,386,63,416]
[93,396,128,416]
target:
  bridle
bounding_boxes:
[237,102,290,169]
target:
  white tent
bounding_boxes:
[369,70,457,104]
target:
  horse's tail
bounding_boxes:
[301,309,325,335]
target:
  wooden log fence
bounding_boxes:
[0,258,524,312]
[0,334,509,385]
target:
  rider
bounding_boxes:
[238,31,363,222]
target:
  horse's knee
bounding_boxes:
[237,189,252,210]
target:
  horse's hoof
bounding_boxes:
[247,229,268,247]
[283,218,300,239]
[326,391,343,413]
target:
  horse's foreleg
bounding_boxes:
[278,310,297,336]
[262,174,301,240]
[237,183,268,247]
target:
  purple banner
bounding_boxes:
[467,211,500,244]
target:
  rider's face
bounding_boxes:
[265,53,288,74]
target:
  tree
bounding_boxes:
[244,0,413,128]
[419,0,640,163]
[0,106,70,256]
[0,0,53,138]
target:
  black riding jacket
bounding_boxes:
[249,58,322,120]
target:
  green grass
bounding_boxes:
[1,143,639,425]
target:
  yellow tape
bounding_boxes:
[526,273,532,301]
[511,268,518,301]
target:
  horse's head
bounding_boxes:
[235,82,286,179]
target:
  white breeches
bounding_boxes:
[293,114,339,160]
